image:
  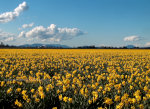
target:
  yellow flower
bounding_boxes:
[143,97,147,101]
[115,95,120,102]
[15,99,22,107]
[57,89,60,94]
[22,90,27,95]
[134,90,141,96]
[35,98,40,102]
[26,99,31,103]
[63,86,67,92]
[7,88,12,94]
[52,107,57,109]
[23,94,28,101]
[59,94,63,100]
[131,106,135,109]
[92,84,96,89]
[116,102,124,109]
[139,104,144,109]
[104,97,113,105]
[130,85,133,90]
[121,93,129,102]
[46,87,50,92]
[85,88,88,93]
[80,88,84,95]
[74,90,77,94]
[122,81,126,86]
[38,86,43,92]
[16,88,21,93]
[72,84,75,89]
[97,107,103,109]
[98,86,103,92]
[103,90,106,95]
[1,81,5,87]
[18,82,23,85]
[39,92,45,99]
[88,99,92,104]
[31,89,35,93]
[92,91,98,100]
[144,86,148,92]
[68,98,72,103]
[131,98,136,104]
[63,96,68,102]
[72,70,77,75]
[135,95,141,102]
[66,73,72,79]
[0,71,3,75]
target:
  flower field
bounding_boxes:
[0,49,150,109]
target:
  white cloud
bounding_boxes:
[19,23,34,30]
[19,24,85,42]
[124,36,141,41]
[124,35,140,41]
[18,31,25,38]
[98,44,105,47]
[0,29,15,42]
[0,1,28,23]
[0,29,14,38]
[27,38,34,41]
[145,42,150,47]
[4,37,14,42]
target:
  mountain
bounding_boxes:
[126,45,136,49]
[18,43,70,48]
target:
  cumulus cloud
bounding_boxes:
[19,23,34,30]
[0,1,28,23]
[145,42,150,47]
[18,31,25,38]
[0,29,15,42]
[19,24,85,42]
[124,35,140,41]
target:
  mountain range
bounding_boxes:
[18,43,70,48]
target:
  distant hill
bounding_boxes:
[126,45,136,49]
[18,43,70,48]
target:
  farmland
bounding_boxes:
[0,49,150,109]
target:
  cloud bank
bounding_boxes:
[18,24,85,42]
[0,1,28,23]
[0,30,15,42]
[124,35,140,41]
[145,42,150,47]
[4,37,14,42]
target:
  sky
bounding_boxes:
[0,0,150,47]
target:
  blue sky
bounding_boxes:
[0,0,150,47]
